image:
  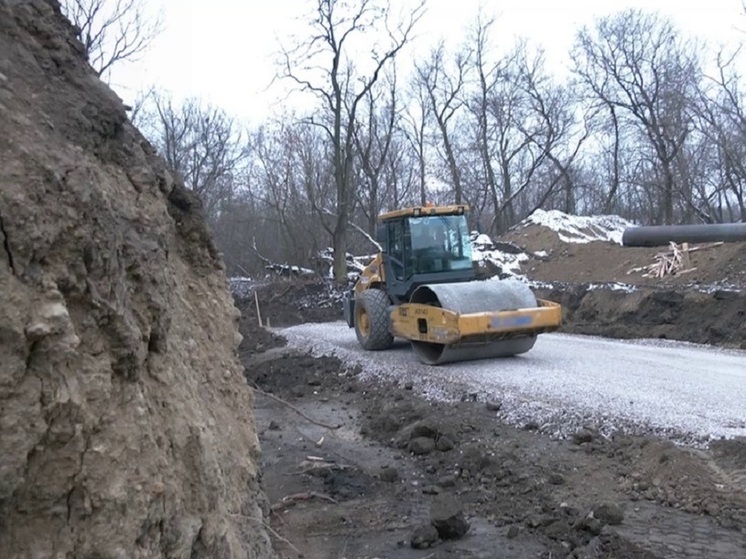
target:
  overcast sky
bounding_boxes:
[110,0,746,124]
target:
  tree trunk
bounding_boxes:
[663,161,674,225]
[332,204,348,284]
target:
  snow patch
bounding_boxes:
[586,282,638,293]
[521,209,635,245]
[471,232,529,280]
[229,277,256,299]
[314,248,372,282]
[469,209,636,282]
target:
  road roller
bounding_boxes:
[342,204,562,365]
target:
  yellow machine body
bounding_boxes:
[390,299,562,345]
[343,204,562,365]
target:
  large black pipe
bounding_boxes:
[622,223,746,247]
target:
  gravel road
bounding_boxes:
[281,322,746,444]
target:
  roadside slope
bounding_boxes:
[0,2,273,557]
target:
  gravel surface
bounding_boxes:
[281,322,746,444]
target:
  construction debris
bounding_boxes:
[270,491,338,512]
[628,242,723,278]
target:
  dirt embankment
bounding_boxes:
[0,2,273,557]
[503,225,746,349]
[534,286,746,349]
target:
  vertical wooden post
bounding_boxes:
[681,242,691,269]
[254,290,262,327]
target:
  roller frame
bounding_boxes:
[389,299,562,346]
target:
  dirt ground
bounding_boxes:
[502,223,746,292]
[505,226,746,350]
[236,234,746,559]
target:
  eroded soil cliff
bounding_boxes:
[0,2,273,557]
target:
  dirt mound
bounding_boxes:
[498,219,746,348]
[534,285,746,348]
[504,223,746,290]
[236,279,345,328]
[0,2,272,557]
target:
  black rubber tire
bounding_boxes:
[354,289,394,350]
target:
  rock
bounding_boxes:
[548,473,565,485]
[410,422,439,439]
[410,437,436,455]
[544,519,571,541]
[572,430,594,444]
[437,474,458,487]
[410,524,439,549]
[527,514,555,529]
[404,381,414,390]
[436,435,455,451]
[506,525,519,539]
[592,503,624,525]
[379,466,399,482]
[431,496,470,539]
[585,518,603,535]
[485,400,502,411]
[572,503,624,535]
[268,420,282,431]
[575,536,604,558]
[572,514,603,535]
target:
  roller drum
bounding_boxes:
[409,280,538,365]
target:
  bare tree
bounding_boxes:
[466,41,550,232]
[416,42,472,205]
[245,121,332,267]
[142,95,246,221]
[354,73,399,234]
[572,10,702,224]
[281,0,424,284]
[516,50,589,216]
[466,14,499,225]
[693,50,746,221]
[61,0,163,80]
[401,75,431,206]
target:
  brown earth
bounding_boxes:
[239,222,745,557]
[503,224,746,350]
[3,1,744,558]
[0,2,272,558]
[503,222,746,291]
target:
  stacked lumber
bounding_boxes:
[627,242,723,278]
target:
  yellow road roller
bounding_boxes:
[342,204,561,365]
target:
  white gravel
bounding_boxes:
[281,321,746,445]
